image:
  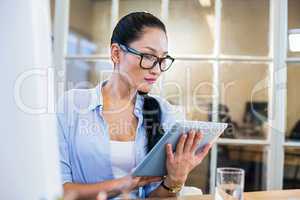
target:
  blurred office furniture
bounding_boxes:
[218,145,265,191]
[208,102,268,139]
[283,120,300,189]
[289,120,300,140]
[284,149,300,189]
[208,103,238,138]
[218,103,300,191]
[240,102,268,138]
[213,102,268,191]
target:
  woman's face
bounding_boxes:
[115,27,168,93]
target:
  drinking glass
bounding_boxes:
[215,167,245,200]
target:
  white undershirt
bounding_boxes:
[110,140,136,178]
[109,140,138,198]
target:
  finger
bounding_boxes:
[140,176,161,180]
[195,143,212,163]
[166,143,174,162]
[121,176,136,190]
[134,177,143,187]
[139,176,163,186]
[176,133,187,156]
[146,176,163,182]
[183,130,196,153]
[190,132,203,153]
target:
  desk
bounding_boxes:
[155,190,300,200]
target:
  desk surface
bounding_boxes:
[154,190,300,200]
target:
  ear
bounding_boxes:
[111,43,121,65]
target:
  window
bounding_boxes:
[284,0,300,190]
[219,63,269,140]
[217,145,267,191]
[54,0,296,194]
[164,61,213,121]
[221,0,269,56]
[284,63,300,189]
[288,0,300,57]
[167,0,215,55]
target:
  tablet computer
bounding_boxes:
[131,120,228,177]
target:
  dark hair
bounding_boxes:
[111,12,166,152]
[138,91,165,152]
[111,11,166,45]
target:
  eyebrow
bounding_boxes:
[143,46,168,55]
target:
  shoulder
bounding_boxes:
[57,87,98,113]
[57,87,99,127]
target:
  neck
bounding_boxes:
[103,73,137,102]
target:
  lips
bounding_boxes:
[144,78,157,84]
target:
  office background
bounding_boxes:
[50,0,300,194]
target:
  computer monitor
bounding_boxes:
[243,102,268,126]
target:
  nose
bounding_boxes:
[149,61,161,75]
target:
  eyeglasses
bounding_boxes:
[119,44,175,72]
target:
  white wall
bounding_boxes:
[0,1,62,199]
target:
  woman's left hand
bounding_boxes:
[164,130,212,187]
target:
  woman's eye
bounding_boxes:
[144,55,156,61]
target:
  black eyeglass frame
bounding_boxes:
[118,43,175,72]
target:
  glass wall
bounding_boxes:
[219,63,269,140]
[284,64,300,189]
[217,145,267,191]
[283,0,300,189]
[221,0,269,56]
[288,0,300,57]
[52,0,298,193]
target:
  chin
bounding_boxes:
[137,84,152,94]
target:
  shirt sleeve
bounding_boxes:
[142,180,163,198]
[57,93,73,184]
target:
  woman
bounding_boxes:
[57,12,212,199]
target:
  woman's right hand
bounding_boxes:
[62,176,162,200]
[95,176,162,199]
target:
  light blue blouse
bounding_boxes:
[56,81,182,198]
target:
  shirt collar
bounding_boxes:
[87,82,103,111]
[88,80,144,112]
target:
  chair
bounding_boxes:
[208,103,238,138]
